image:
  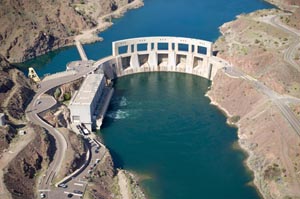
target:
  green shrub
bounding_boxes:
[64,92,71,101]
[229,115,240,123]
[54,88,61,99]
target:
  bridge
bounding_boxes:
[94,36,228,80]
[75,40,88,61]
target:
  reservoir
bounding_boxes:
[102,72,259,199]
[19,0,273,198]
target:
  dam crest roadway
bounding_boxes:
[25,36,300,199]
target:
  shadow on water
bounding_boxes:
[15,47,71,73]
[101,116,115,129]
[108,148,125,168]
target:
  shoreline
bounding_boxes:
[207,90,266,199]
[207,1,300,195]
[74,0,144,44]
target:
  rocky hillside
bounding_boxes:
[0,0,141,63]
[0,125,17,153]
[3,124,53,199]
[0,55,34,121]
[214,9,300,98]
[209,0,300,198]
[0,54,34,154]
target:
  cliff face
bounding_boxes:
[0,55,34,121]
[0,0,140,63]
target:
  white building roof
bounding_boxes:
[70,73,104,105]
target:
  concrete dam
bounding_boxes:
[95,36,228,81]
[68,36,229,130]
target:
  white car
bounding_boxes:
[40,193,46,198]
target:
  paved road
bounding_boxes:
[224,66,300,137]
[48,137,108,199]
[269,15,300,72]
[25,64,97,196]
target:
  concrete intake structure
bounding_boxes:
[96,36,228,80]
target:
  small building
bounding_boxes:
[18,130,26,136]
[0,113,5,126]
[69,73,106,131]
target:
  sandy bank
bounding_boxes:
[74,0,144,44]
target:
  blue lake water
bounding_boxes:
[18,0,273,198]
[102,72,259,199]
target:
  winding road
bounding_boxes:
[25,63,97,193]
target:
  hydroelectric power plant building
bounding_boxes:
[69,73,106,131]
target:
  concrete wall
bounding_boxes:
[69,103,91,124]
[100,36,223,80]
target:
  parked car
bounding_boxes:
[74,190,83,194]
[58,183,68,188]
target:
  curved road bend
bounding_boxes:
[269,15,300,72]
[26,64,98,191]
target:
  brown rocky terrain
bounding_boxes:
[84,150,145,199]
[214,9,300,98]
[55,128,87,181]
[0,125,17,154]
[208,73,300,198]
[209,0,300,198]
[85,152,120,199]
[0,0,143,63]
[0,55,34,122]
[0,54,34,159]
[0,54,37,199]
[3,124,53,199]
